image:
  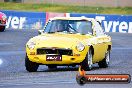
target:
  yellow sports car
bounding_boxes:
[25,17,112,72]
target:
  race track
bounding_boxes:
[0,29,132,88]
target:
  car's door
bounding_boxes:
[92,21,108,63]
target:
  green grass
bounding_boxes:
[0,2,132,15]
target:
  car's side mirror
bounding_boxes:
[38,30,44,35]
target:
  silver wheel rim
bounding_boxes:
[87,50,93,69]
[106,51,110,65]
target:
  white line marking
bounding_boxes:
[0,43,13,45]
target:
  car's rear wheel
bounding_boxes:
[98,50,110,68]
[0,26,5,32]
[48,65,57,69]
[25,55,39,72]
[81,49,93,71]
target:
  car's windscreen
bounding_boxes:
[44,20,92,34]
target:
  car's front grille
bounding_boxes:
[37,48,73,56]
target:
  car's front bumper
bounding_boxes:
[26,44,89,65]
[27,54,86,65]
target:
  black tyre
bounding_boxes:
[98,51,110,68]
[48,65,57,69]
[25,55,39,72]
[0,26,5,32]
[81,49,93,71]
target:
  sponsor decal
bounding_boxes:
[95,16,132,33]
[6,16,26,29]
[0,10,46,29]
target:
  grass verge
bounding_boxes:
[0,2,132,15]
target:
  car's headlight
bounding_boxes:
[76,42,85,51]
[27,42,36,49]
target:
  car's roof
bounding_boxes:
[50,17,95,21]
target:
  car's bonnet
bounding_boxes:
[31,33,92,48]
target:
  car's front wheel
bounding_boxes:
[25,55,39,72]
[81,49,93,71]
[98,51,110,68]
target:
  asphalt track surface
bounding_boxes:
[0,29,132,88]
